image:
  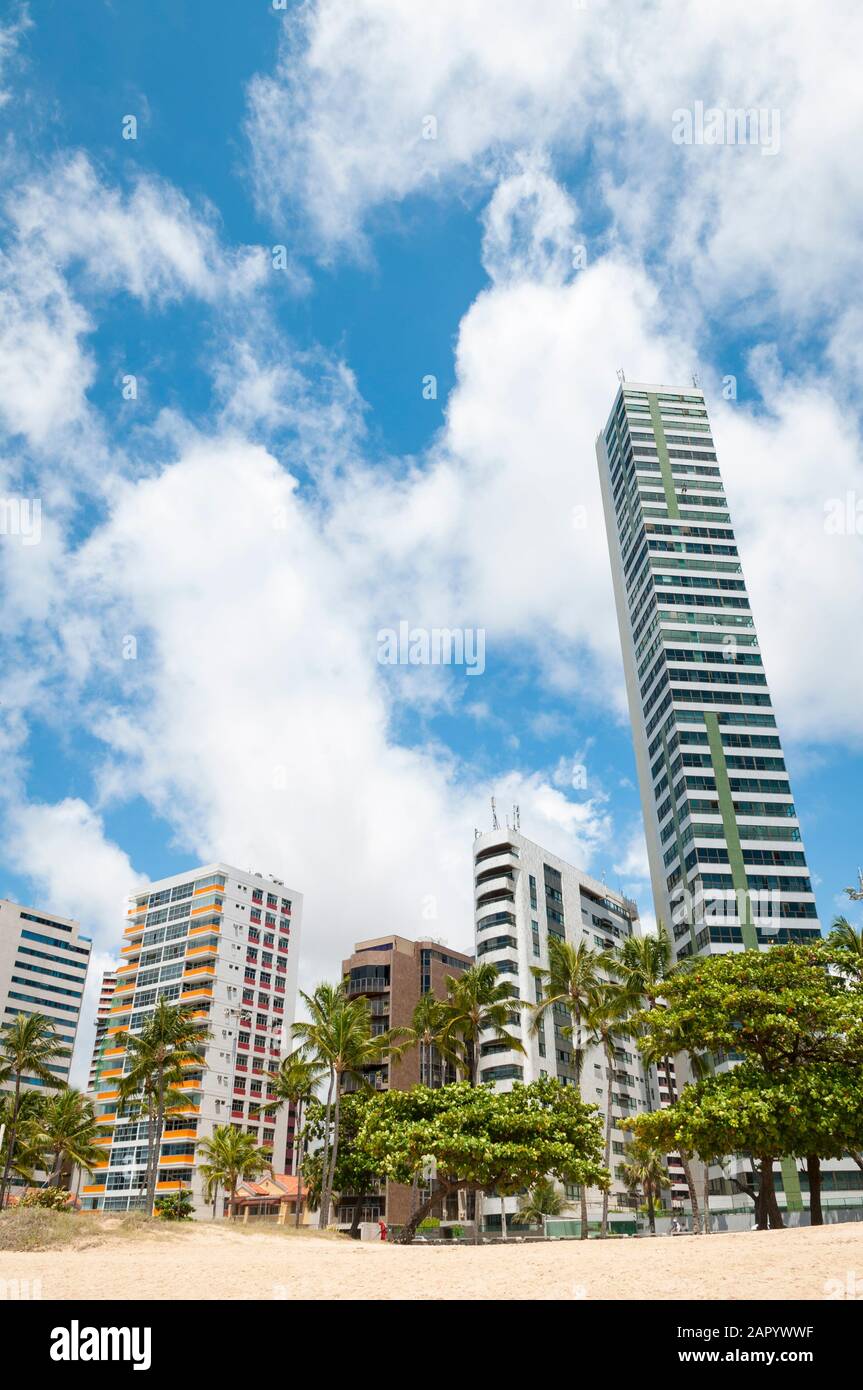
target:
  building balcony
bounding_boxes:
[346,976,390,995]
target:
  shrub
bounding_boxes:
[16,1187,75,1211]
[154,1191,195,1221]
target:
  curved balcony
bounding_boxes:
[475,885,516,910]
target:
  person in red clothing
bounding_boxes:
[378,1219,387,1242]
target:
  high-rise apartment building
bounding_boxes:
[88,969,118,1093]
[0,898,92,1094]
[82,863,302,1217]
[593,382,863,1224]
[472,829,655,1232]
[596,381,820,958]
[339,934,474,1226]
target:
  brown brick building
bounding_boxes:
[338,934,474,1228]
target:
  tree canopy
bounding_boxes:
[353,1077,608,1242]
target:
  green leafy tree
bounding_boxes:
[197,1124,270,1219]
[302,1092,382,1236]
[155,1190,195,1221]
[0,1014,68,1205]
[354,1078,608,1245]
[528,939,604,1238]
[632,943,863,1229]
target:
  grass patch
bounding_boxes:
[229,1219,349,1241]
[0,1209,192,1252]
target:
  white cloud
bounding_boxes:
[10,153,267,307]
[481,153,579,287]
[3,798,148,1085]
[247,0,863,343]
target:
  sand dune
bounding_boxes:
[2,1220,862,1300]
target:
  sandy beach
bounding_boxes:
[2,1221,862,1301]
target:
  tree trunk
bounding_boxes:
[212,1181,219,1220]
[600,1044,613,1237]
[851,1150,863,1173]
[0,1074,23,1207]
[147,1076,166,1216]
[679,1151,701,1234]
[349,1196,363,1239]
[579,1185,589,1239]
[646,1181,656,1235]
[500,1198,508,1242]
[322,1077,342,1230]
[294,1099,304,1228]
[806,1153,823,1226]
[395,1181,457,1245]
[228,1179,237,1221]
[143,1094,156,1216]
[318,1068,335,1228]
[50,1150,63,1187]
[702,1161,711,1234]
[757,1155,784,1230]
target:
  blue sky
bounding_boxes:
[0,2,861,1079]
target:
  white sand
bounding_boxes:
[3,1221,862,1300]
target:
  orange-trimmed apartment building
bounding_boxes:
[83,862,302,1217]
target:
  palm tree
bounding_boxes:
[528,939,604,1238]
[0,1013,67,1206]
[401,993,458,1217]
[253,1049,325,1226]
[828,915,863,979]
[620,1140,667,1235]
[404,993,455,1088]
[442,962,526,1241]
[117,1000,208,1215]
[198,1125,270,1219]
[519,1177,565,1229]
[582,979,635,1237]
[443,963,525,1085]
[35,1088,102,1188]
[0,1090,45,1192]
[293,984,407,1228]
[615,924,704,1233]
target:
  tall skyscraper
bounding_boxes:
[472,828,656,1232]
[596,381,820,959]
[339,933,474,1227]
[88,969,118,1093]
[0,898,92,1093]
[82,863,302,1216]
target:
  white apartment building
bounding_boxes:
[88,969,118,1092]
[0,898,92,1093]
[84,863,302,1217]
[595,380,863,1224]
[596,380,820,957]
[472,828,657,1233]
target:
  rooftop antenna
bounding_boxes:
[491,796,499,831]
[616,368,626,384]
[513,804,521,831]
